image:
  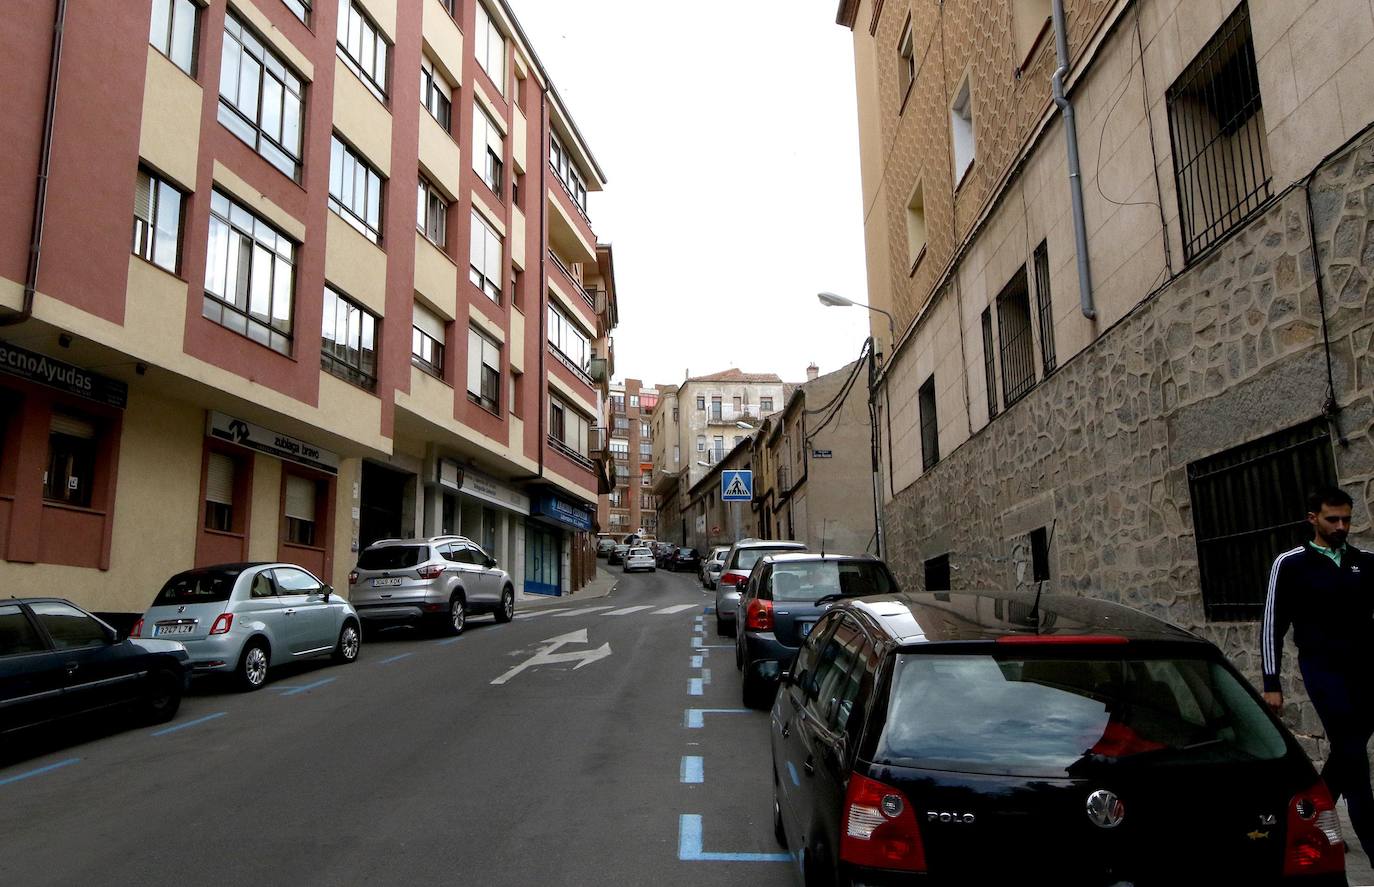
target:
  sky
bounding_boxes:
[511,0,874,389]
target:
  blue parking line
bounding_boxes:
[678,815,789,862]
[689,678,703,696]
[0,757,80,787]
[151,711,226,737]
[680,755,704,784]
[683,708,750,728]
[690,654,703,668]
[378,652,414,664]
[703,606,715,614]
[279,677,335,696]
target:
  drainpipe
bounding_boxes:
[1050,0,1096,321]
[536,84,550,482]
[2,0,68,328]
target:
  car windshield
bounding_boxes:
[357,546,427,570]
[769,560,896,601]
[733,546,803,571]
[875,653,1288,778]
[155,569,240,604]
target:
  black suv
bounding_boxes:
[770,590,1347,886]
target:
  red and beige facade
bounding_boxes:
[596,379,658,539]
[0,0,616,613]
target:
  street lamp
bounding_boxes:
[817,292,896,357]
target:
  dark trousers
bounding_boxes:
[1301,656,1374,857]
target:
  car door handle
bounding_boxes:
[781,722,791,739]
[65,661,79,675]
[803,757,815,777]
[283,608,296,615]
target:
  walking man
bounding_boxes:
[1263,486,1374,857]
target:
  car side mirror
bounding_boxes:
[322,585,333,601]
[484,556,497,569]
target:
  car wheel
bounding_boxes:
[495,587,515,624]
[444,595,466,636]
[140,668,183,724]
[742,668,772,710]
[236,640,270,692]
[715,616,726,637]
[333,620,360,663]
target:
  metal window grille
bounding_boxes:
[1187,419,1336,621]
[1032,241,1056,374]
[1166,2,1270,262]
[980,308,998,419]
[996,269,1036,406]
[918,375,939,471]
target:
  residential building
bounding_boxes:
[0,0,616,616]
[596,378,658,538]
[684,435,755,554]
[837,0,1374,748]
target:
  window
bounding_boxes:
[924,553,950,591]
[44,411,98,507]
[905,182,927,268]
[1011,0,1051,65]
[672,407,679,421]
[320,285,379,391]
[696,434,705,452]
[696,396,705,410]
[510,370,523,417]
[0,604,45,656]
[466,327,501,413]
[710,396,722,421]
[547,303,591,372]
[549,394,591,459]
[996,268,1035,406]
[149,0,198,75]
[203,190,296,355]
[1032,241,1056,375]
[918,375,939,471]
[1030,526,1051,582]
[336,0,389,101]
[1188,419,1336,621]
[133,166,183,273]
[283,475,319,546]
[712,436,724,461]
[420,55,453,131]
[760,397,773,411]
[897,15,916,101]
[412,301,446,378]
[549,134,589,212]
[641,394,658,411]
[205,451,237,532]
[642,474,653,487]
[473,103,505,196]
[981,307,999,419]
[219,12,304,180]
[611,395,625,413]
[732,396,741,412]
[640,442,652,457]
[610,439,629,457]
[329,135,384,243]
[30,601,107,650]
[282,0,311,24]
[641,420,651,437]
[1166,2,1269,261]
[630,395,640,409]
[468,211,503,303]
[416,176,449,248]
[474,3,506,94]
[950,75,975,185]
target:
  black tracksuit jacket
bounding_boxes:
[1261,541,1374,693]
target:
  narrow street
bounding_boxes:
[0,571,793,887]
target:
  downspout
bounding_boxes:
[536,83,550,482]
[2,0,68,328]
[1050,0,1096,321]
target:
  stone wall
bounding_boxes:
[884,127,1374,757]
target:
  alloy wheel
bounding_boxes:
[340,624,360,661]
[244,645,268,687]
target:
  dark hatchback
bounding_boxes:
[668,547,702,573]
[1,598,190,740]
[771,590,1346,886]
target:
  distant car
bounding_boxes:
[623,547,656,573]
[714,539,806,637]
[135,563,360,691]
[655,544,678,568]
[596,537,616,558]
[609,544,630,566]
[1,598,190,736]
[701,546,729,589]
[771,590,1348,886]
[349,536,514,636]
[668,547,701,573]
[735,552,898,708]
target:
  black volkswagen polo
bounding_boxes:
[770,590,1347,886]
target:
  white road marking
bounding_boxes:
[603,605,654,616]
[653,604,696,615]
[550,606,615,617]
[491,628,613,685]
[515,608,570,619]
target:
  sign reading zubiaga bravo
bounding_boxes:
[207,411,339,475]
[0,339,128,408]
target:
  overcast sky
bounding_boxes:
[512,0,873,389]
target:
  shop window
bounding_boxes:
[205,451,237,532]
[284,473,320,546]
[44,411,98,508]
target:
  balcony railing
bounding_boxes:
[587,426,608,459]
[548,250,594,309]
[548,436,594,471]
[706,406,758,426]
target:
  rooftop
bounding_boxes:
[686,369,784,384]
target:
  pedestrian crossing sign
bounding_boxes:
[721,470,753,501]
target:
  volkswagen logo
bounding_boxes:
[1086,790,1125,829]
[177,606,186,614]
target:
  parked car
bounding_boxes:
[623,546,656,573]
[1,598,190,737]
[349,536,514,636]
[595,537,617,558]
[655,543,678,568]
[134,563,360,691]
[667,547,702,573]
[609,544,630,566]
[714,539,807,637]
[736,552,897,708]
[701,546,729,589]
[771,589,1347,886]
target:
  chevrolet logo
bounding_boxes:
[1246,830,1271,841]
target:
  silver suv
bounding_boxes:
[348,536,514,635]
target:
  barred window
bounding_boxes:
[329,135,384,243]
[416,176,449,248]
[420,55,453,131]
[218,12,304,180]
[320,285,378,391]
[204,190,295,355]
[996,268,1035,407]
[473,103,504,196]
[466,326,501,413]
[468,211,502,303]
[980,307,998,419]
[149,0,198,75]
[1032,241,1056,375]
[133,166,183,274]
[918,375,939,471]
[336,0,389,101]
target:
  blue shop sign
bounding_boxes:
[532,495,592,532]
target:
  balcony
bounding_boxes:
[706,406,759,426]
[587,425,608,460]
[548,250,594,309]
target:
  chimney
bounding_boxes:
[806,363,819,382]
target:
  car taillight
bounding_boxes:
[1283,779,1345,877]
[129,618,144,638]
[348,570,359,585]
[208,613,233,635]
[417,564,445,579]
[745,598,774,631]
[722,571,747,588]
[840,772,926,873]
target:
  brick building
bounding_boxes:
[597,378,658,538]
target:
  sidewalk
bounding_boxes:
[1341,801,1372,885]
[516,567,618,608]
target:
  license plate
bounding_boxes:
[156,623,194,636]
[799,622,814,638]
[372,577,402,587]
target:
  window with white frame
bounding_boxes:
[412,300,446,378]
[149,0,198,75]
[219,12,304,180]
[549,394,590,459]
[133,166,183,273]
[472,103,504,196]
[416,176,448,248]
[610,439,629,457]
[547,303,590,372]
[474,4,506,94]
[320,284,379,391]
[466,326,500,413]
[950,75,975,185]
[549,133,589,212]
[328,135,384,243]
[468,211,502,303]
[420,55,453,131]
[336,0,389,101]
[203,189,295,355]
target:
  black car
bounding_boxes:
[1,598,190,739]
[771,590,1347,886]
[736,553,897,708]
[668,547,701,573]
[608,544,630,566]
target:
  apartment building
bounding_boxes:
[0,0,616,614]
[596,378,657,538]
[838,0,1374,744]
[651,369,787,489]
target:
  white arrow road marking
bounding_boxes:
[490,628,613,685]
[603,605,654,616]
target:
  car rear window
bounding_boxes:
[679,549,697,557]
[357,545,427,570]
[732,545,804,571]
[876,653,1288,777]
[156,570,239,604]
[770,561,897,601]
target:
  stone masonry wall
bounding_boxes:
[884,128,1374,758]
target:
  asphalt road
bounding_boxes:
[0,568,796,887]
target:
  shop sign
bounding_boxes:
[461,467,531,515]
[207,411,339,475]
[0,338,128,409]
[532,494,593,532]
